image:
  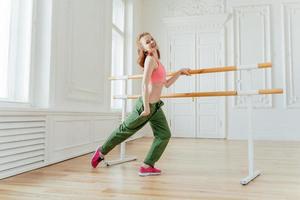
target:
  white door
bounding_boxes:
[196,32,225,138]
[168,32,196,137]
[167,31,225,138]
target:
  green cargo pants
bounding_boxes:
[101,97,171,166]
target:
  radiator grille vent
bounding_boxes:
[0,116,46,179]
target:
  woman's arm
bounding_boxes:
[164,71,181,88]
[140,56,156,116]
[165,68,191,88]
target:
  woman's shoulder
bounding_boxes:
[145,54,155,61]
[145,55,159,69]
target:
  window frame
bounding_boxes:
[0,0,36,107]
[110,0,126,111]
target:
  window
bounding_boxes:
[111,0,125,110]
[0,0,34,103]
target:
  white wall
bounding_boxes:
[0,0,145,179]
[44,0,144,112]
[139,0,300,140]
[226,0,300,140]
[49,0,110,112]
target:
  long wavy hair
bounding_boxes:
[136,32,160,68]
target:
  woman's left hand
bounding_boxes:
[179,68,191,76]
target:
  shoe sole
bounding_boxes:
[138,172,161,176]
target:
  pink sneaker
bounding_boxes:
[138,166,161,176]
[91,148,104,168]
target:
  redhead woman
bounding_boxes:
[91,32,190,176]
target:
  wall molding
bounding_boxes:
[283,2,300,108]
[51,119,91,151]
[64,1,105,103]
[232,4,272,108]
[166,0,226,17]
[163,14,231,32]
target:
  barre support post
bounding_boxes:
[104,79,137,166]
[240,78,261,185]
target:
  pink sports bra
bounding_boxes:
[150,57,166,84]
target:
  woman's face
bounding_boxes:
[140,34,157,53]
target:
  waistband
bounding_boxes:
[138,96,164,108]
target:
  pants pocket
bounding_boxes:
[124,100,148,130]
[124,111,148,130]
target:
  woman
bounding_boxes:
[91,32,190,176]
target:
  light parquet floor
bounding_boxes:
[0,138,300,200]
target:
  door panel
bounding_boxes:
[167,31,225,138]
[196,33,225,138]
[168,32,196,137]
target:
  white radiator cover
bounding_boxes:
[0,110,122,180]
[0,115,46,179]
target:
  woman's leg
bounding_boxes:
[92,98,151,168]
[143,107,171,167]
[101,100,150,155]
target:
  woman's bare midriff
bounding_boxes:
[148,83,164,103]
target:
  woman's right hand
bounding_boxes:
[179,68,191,75]
[140,107,150,116]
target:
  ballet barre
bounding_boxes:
[109,62,272,80]
[114,89,283,99]
[108,62,283,185]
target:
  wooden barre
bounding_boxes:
[109,62,272,80]
[115,88,283,99]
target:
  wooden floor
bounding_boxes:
[1,138,300,200]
